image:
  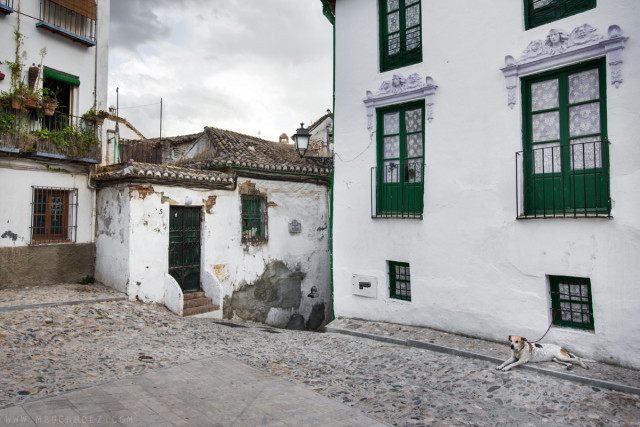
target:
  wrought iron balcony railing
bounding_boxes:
[515,139,610,218]
[371,161,425,219]
[0,108,101,162]
[37,0,96,46]
[0,0,14,14]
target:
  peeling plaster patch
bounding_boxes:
[129,185,155,199]
[1,231,18,241]
[223,260,303,325]
[213,264,229,281]
[266,201,278,208]
[238,181,256,195]
[204,196,217,214]
[160,194,178,205]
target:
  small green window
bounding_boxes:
[379,0,422,72]
[549,275,594,331]
[241,196,267,243]
[524,0,596,30]
[389,261,411,301]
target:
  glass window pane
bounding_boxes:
[531,79,559,111]
[384,136,400,159]
[569,102,600,137]
[532,111,560,142]
[406,134,423,158]
[569,69,599,104]
[383,161,400,183]
[533,142,561,174]
[405,108,422,133]
[387,11,400,33]
[405,4,420,28]
[407,159,423,183]
[406,27,421,51]
[533,0,554,9]
[388,33,400,55]
[383,112,400,135]
[387,0,399,11]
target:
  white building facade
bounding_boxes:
[325,0,640,368]
[0,0,109,285]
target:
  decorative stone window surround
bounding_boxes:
[364,73,437,131]
[501,24,628,109]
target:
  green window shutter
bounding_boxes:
[43,68,80,86]
[375,101,425,217]
[524,0,596,30]
[521,59,609,216]
[389,261,411,301]
[241,196,266,242]
[549,275,594,330]
[379,0,422,72]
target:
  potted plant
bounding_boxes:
[82,106,109,126]
[42,87,58,116]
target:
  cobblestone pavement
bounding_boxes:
[1,284,639,426]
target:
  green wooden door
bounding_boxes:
[169,206,201,292]
[523,60,608,215]
[377,102,424,216]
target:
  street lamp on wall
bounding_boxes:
[293,123,311,158]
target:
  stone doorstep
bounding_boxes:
[183,291,206,300]
[183,297,212,309]
[183,305,220,316]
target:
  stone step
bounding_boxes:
[183,297,213,309]
[183,304,220,317]
[183,291,206,300]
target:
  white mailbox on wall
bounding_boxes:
[351,274,378,298]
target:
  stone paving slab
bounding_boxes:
[326,318,640,395]
[1,285,639,426]
[0,355,384,427]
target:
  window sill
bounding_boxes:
[517,213,611,220]
[372,214,423,220]
[36,21,96,47]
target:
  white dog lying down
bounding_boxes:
[496,335,594,371]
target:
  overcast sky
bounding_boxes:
[108,0,333,142]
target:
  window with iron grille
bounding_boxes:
[549,275,594,331]
[379,0,422,72]
[389,261,411,301]
[241,196,267,243]
[31,187,78,244]
[524,0,596,30]
[520,59,609,218]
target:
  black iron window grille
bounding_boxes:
[241,196,267,243]
[371,162,425,219]
[524,0,596,30]
[515,140,610,218]
[30,186,78,244]
[389,261,411,301]
[38,0,96,46]
[549,275,594,331]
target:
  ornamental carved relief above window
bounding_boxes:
[501,24,628,109]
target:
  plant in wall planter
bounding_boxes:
[41,87,58,116]
[82,107,109,126]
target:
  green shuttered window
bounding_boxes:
[389,261,411,301]
[379,0,422,72]
[524,0,596,30]
[549,275,594,330]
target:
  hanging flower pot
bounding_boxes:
[0,72,5,81]
[28,65,39,89]
[11,96,23,110]
[23,96,38,108]
[43,98,58,116]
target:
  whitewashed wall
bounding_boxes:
[0,159,95,248]
[95,177,331,325]
[332,0,640,368]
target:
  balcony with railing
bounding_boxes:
[371,161,425,219]
[37,0,96,47]
[516,139,610,218]
[0,0,14,14]
[0,108,101,162]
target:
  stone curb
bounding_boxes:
[326,326,640,396]
[0,297,127,312]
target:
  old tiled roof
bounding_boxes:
[94,161,235,189]
[179,127,332,176]
[307,110,332,133]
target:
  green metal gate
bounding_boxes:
[169,206,201,292]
